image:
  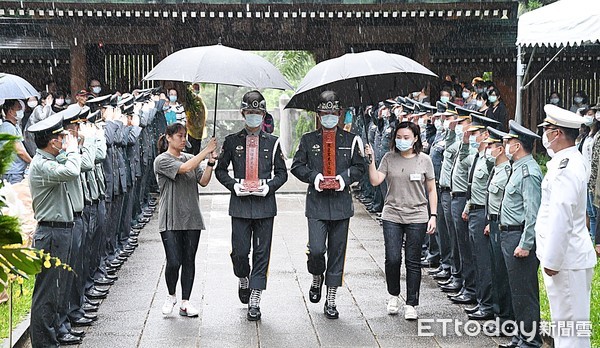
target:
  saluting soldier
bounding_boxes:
[481,127,515,332]
[461,114,500,321]
[291,91,366,319]
[215,90,288,321]
[535,105,597,348]
[498,120,543,348]
[28,111,83,347]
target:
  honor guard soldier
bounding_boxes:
[461,114,500,321]
[535,105,597,348]
[28,111,83,347]
[481,127,515,332]
[215,90,288,321]
[291,91,366,319]
[498,120,543,348]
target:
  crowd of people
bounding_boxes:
[0,74,599,348]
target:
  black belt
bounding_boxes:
[92,199,99,204]
[488,214,499,221]
[452,192,466,198]
[38,221,74,228]
[499,225,524,232]
[440,186,452,192]
[470,204,485,211]
[73,212,82,218]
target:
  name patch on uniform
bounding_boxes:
[410,173,421,181]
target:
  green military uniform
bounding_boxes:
[499,120,543,348]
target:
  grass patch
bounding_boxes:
[538,262,600,347]
[0,277,34,339]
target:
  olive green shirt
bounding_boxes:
[65,137,96,213]
[500,154,542,251]
[29,149,82,223]
[486,160,512,215]
[439,130,458,189]
[451,142,477,193]
[467,151,495,206]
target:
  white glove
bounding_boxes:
[313,173,324,192]
[233,183,251,197]
[252,184,270,197]
[335,175,345,192]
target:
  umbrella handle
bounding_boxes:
[212,84,219,138]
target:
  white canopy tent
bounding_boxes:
[514,0,600,123]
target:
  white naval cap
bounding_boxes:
[539,104,585,129]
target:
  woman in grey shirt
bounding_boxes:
[365,121,437,320]
[154,122,217,317]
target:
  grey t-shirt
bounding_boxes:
[154,152,205,232]
[378,151,435,224]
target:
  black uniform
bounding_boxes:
[291,127,366,286]
[215,129,288,290]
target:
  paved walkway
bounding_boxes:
[48,175,512,348]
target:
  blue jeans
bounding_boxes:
[587,192,597,240]
[382,220,427,306]
[3,173,24,184]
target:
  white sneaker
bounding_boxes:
[404,305,418,320]
[386,296,400,315]
[179,301,199,317]
[162,294,177,315]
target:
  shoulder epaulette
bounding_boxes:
[522,164,530,178]
[559,158,569,169]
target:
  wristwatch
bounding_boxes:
[207,161,216,167]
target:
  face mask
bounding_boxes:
[65,98,71,105]
[169,95,177,103]
[455,125,464,138]
[440,96,450,104]
[542,131,558,153]
[434,119,443,131]
[550,98,559,105]
[476,100,484,108]
[488,96,498,104]
[55,150,68,164]
[92,87,101,94]
[583,115,594,126]
[485,148,500,159]
[395,139,413,152]
[15,110,24,120]
[442,120,450,130]
[574,97,583,104]
[596,111,600,121]
[462,92,470,99]
[320,114,339,129]
[55,98,64,106]
[476,88,485,94]
[418,118,426,128]
[245,114,264,128]
[505,143,513,160]
[27,101,38,109]
[469,135,479,149]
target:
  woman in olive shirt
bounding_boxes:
[365,121,437,320]
[154,123,217,317]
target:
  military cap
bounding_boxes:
[315,90,340,112]
[78,106,91,121]
[401,104,415,113]
[433,101,453,117]
[63,104,83,125]
[27,111,70,136]
[411,102,427,116]
[503,120,541,145]
[109,94,119,108]
[396,96,406,105]
[122,103,134,116]
[467,113,500,132]
[87,94,112,107]
[483,126,508,144]
[134,92,150,103]
[87,110,101,124]
[539,104,585,129]
[241,90,267,112]
[455,106,473,118]
[382,99,398,109]
[118,94,134,107]
[446,101,459,115]
[416,102,437,114]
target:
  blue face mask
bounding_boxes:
[320,114,339,129]
[488,95,498,103]
[245,114,263,128]
[169,95,177,103]
[55,150,68,164]
[395,139,413,152]
[440,96,450,104]
[469,134,480,149]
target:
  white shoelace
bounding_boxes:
[239,277,249,289]
[326,286,337,307]
[311,274,322,288]
[249,289,262,308]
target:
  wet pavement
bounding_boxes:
[64,174,511,348]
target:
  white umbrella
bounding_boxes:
[144,43,294,136]
[285,50,438,110]
[0,73,40,100]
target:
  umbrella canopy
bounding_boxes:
[516,0,600,48]
[0,73,40,100]
[143,44,293,90]
[285,50,437,110]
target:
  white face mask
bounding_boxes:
[244,114,263,128]
[542,130,557,155]
[476,100,484,108]
[462,92,470,99]
[55,98,65,106]
[443,119,451,130]
[455,125,464,137]
[434,119,443,131]
[27,101,38,109]
[505,143,514,160]
[15,110,24,121]
[418,118,426,128]
[583,115,594,126]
